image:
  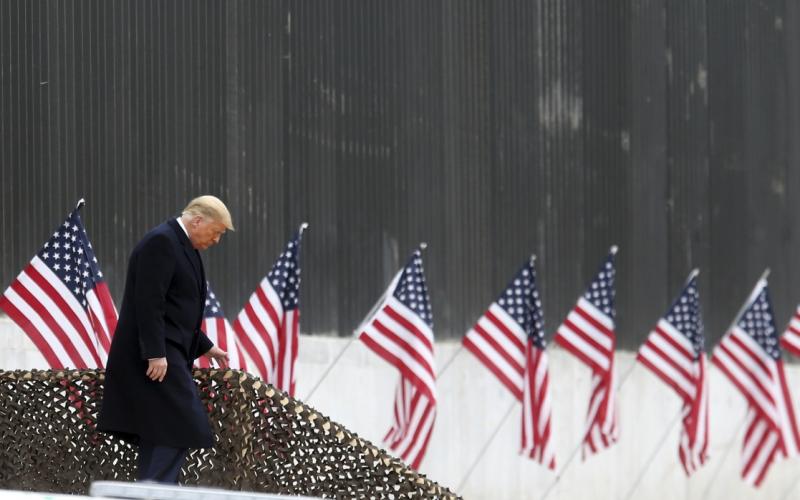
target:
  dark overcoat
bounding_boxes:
[98,219,214,449]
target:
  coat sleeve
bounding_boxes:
[194,330,214,360]
[134,233,176,359]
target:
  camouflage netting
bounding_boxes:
[0,369,458,499]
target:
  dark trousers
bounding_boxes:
[137,441,188,484]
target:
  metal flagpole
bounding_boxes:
[624,362,728,500]
[540,360,639,500]
[303,242,427,403]
[454,255,546,492]
[618,268,702,500]
[723,268,770,334]
[441,254,538,382]
[620,408,684,500]
[303,336,356,402]
[302,275,388,402]
[625,348,748,500]
[779,468,800,500]
[436,344,464,379]
[699,412,746,500]
[698,269,770,498]
[545,267,713,499]
[455,400,517,492]
[541,247,628,499]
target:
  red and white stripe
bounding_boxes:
[555,297,615,375]
[636,318,708,475]
[638,318,700,401]
[198,317,247,370]
[0,257,116,368]
[554,297,618,456]
[463,303,526,400]
[637,318,709,475]
[713,323,800,485]
[276,305,300,395]
[581,370,618,456]
[359,269,437,469]
[359,273,437,403]
[679,355,710,475]
[384,377,437,470]
[86,282,117,359]
[234,277,300,395]
[520,341,556,469]
[780,306,800,358]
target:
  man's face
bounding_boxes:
[188,216,227,250]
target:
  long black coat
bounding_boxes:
[98,219,215,449]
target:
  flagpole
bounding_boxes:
[303,337,356,402]
[699,411,747,500]
[722,268,770,334]
[76,198,86,210]
[540,357,638,500]
[541,247,627,499]
[620,408,684,500]
[302,289,381,402]
[780,468,800,500]
[303,242,428,402]
[455,400,516,492]
[545,267,710,499]
[436,345,464,379]
[454,255,550,492]
[698,270,770,497]
[617,268,703,498]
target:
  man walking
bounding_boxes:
[98,195,233,483]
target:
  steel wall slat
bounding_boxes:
[2,0,800,348]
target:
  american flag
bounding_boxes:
[779,305,800,358]
[711,277,800,486]
[234,226,305,395]
[553,248,618,457]
[636,271,709,475]
[0,200,117,368]
[518,258,556,468]
[462,259,528,401]
[383,376,437,470]
[359,248,436,469]
[197,283,247,370]
[463,257,555,468]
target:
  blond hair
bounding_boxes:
[182,195,235,230]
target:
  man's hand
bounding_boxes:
[146,357,168,382]
[204,346,229,368]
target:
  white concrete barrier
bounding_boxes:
[1,316,798,500]
[89,481,322,499]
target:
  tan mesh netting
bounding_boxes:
[0,369,458,498]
